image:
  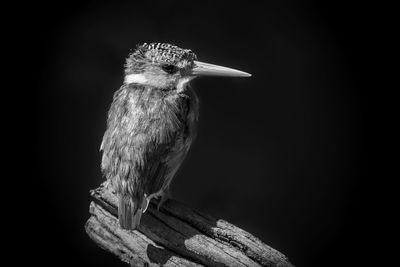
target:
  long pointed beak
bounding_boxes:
[191,61,251,77]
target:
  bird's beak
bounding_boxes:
[191,61,251,77]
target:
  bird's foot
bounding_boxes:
[101,179,117,194]
[157,191,171,211]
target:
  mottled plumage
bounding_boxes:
[100,42,250,230]
[101,43,198,229]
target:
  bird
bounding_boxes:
[100,42,251,230]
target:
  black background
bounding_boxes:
[22,0,374,266]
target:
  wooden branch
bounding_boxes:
[85,183,294,267]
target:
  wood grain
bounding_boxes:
[85,183,294,267]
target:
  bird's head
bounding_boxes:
[124,42,251,91]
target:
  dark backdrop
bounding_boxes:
[26,1,371,266]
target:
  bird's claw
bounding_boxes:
[157,191,170,211]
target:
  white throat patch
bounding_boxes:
[177,77,194,92]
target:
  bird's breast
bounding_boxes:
[121,86,196,145]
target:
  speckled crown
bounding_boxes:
[125,42,197,73]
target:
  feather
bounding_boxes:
[101,83,198,230]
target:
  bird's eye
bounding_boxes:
[161,64,179,74]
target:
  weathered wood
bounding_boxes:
[85,183,294,267]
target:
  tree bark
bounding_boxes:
[85,183,294,267]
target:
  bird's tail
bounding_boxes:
[118,194,149,230]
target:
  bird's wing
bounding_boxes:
[141,132,191,197]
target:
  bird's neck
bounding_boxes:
[124,73,193,93]
[117,84,189,108]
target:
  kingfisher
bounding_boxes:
[100,42,251,230]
